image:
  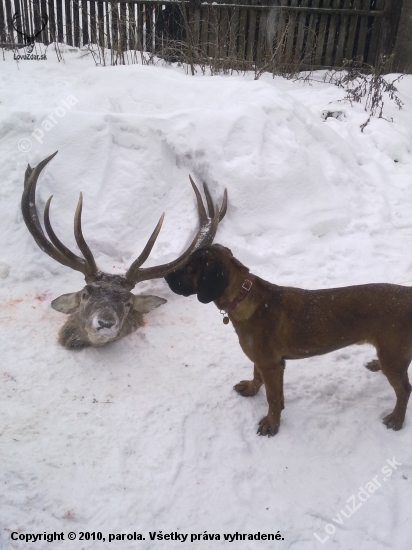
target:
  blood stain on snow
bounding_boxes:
[35,292,50,302]
[9,299,23,305]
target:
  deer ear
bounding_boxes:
[132,295,167,314]
[51,292,81,314]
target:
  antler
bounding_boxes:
[189,175,227,246]
[22,153,227,288]
[124,176,227,287]
[22,151,98,282]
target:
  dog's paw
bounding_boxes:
[365,359,381,372]
[257,416,279,437]
[383,412,404,431]
[234,380,260,397]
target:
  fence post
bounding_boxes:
[393,0,412,73]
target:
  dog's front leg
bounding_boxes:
[234,365,263,397]
[257,360,285,437]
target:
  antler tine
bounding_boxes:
[203,182,227,222]
[123,176,227,288]
[189,174,208,226]
[191,177,227,249]
[218,188,228,222]
[44,196,86,268]
[124,213,165,285]
[21,151,89,275]
[195,204,220,248]
[74,193,99,281]
[202,181,215,218]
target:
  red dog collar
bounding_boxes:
[221,277,254,320]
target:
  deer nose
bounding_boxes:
[97,319,115,330]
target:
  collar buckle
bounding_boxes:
[242,279,253,292]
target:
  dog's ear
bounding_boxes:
[197,258,229,304]
[213,244,233,256]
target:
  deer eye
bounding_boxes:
[82,292,89,300]
[126,302,132,308]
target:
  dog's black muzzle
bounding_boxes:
[164,271,196,297]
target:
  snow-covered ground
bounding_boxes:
[1,47,411,550]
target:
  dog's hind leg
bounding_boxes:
[234,365,263,397]
[257,360,285,436]
[365,359,381,372]
[378,351,411,431]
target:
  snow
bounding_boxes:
[1,47,412,549]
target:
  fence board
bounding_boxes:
[355,0,369,62]
[128,2,136,49]
[273,0,287,68]
[22,0,31,38]
[72,0,80,46]
[111,1,118,51]
[96,0,104,47]
[39,0,47,43]
[104,0,111,48]
[136,1,143,51]
[304,0,320,65]
[324,0,340,66]
[237,4,247,60]
[119,1,127,50]
[32,0,42,43]
[55,0,63,41]
[344,0,359,61]
[146,2,154,54]
[13,0,20,40]
[89,0,96,44]
[295,0,309,63]
[254,0,267,65]
[284,0,298,65]
[0,0,5,42]
[314,0,329,65]
[64,0,72,45]
[228,4,239,62]
[334,0,351,66]
[367,0,384,65]
[81,0,88,44]
[220,5,230,59]
[208,1,219,60]
[193,3,200,53]
[246,0,257,63]
[48,0,56,42]
[12,0,20,44]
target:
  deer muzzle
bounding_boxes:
[87,312,120,343]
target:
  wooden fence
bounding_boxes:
[0,0,404,70]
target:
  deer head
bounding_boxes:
[22,152,227,349]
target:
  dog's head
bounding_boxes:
[164,244,232,303]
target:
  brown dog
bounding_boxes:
[165,244,412,436]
